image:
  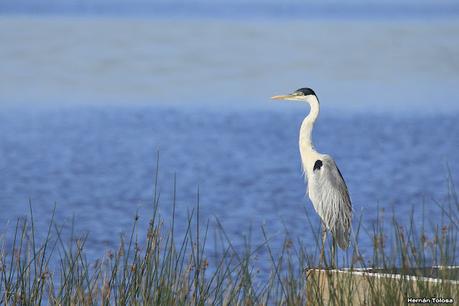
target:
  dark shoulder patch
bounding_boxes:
[313,160,323,172]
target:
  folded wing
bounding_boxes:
[308,155,352,249]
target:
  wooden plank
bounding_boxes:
[306,267,459,305]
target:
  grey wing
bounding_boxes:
[308,155,352,249]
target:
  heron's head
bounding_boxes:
[271,87,318,103]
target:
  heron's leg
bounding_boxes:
[320,222,327,267]
[331,236,336,269]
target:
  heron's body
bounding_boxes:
[272,87,352,259]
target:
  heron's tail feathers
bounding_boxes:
[333,226,350,250]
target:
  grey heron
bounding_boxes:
[272,87,352,266]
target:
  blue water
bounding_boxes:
[2,0,459,19]
[0,0,458,270]
[0,105,458,263]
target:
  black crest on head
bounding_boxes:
[294,88,316,97]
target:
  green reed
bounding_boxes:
[0,161,457,305]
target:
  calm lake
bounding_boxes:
[0,105,458,264]
[0,4,458,267]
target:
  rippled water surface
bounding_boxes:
[0,106,458,261]
[0,6,458,266]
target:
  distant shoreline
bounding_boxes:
[1,1,459,21]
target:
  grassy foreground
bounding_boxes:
[0,166,457,305]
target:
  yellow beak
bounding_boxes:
[271,94,294,100]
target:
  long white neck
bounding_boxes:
[299,95,320,154]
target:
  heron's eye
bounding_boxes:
[294,92,303,96]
